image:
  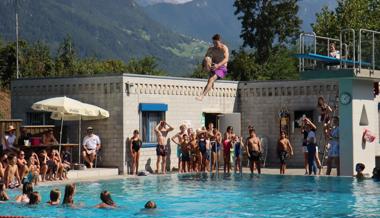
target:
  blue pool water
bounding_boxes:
[1,174,380,217]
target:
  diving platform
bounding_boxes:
[301,68,380,80]
[297,29,380,177]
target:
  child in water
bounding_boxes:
[355,163,365,179]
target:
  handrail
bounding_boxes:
[340,29,355,69]
[359,29,380,73]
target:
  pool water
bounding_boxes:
[1,173,380,217]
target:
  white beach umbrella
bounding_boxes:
[50,103,109,163]
[31,96,87,154]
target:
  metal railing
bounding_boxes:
[358,29,380,73]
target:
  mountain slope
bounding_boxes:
[0,0,207,75]
[142,0,338,48]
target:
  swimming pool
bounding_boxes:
[1,174,380,217]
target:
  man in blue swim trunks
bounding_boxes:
[196,34,229,101]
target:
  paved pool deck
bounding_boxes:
[38,167,340,187]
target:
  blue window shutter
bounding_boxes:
[139,103,168,112]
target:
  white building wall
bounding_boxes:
[122,74,239,173]
[239,80,339,167]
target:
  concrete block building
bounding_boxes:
[11,74,344,174]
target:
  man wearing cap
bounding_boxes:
[82,127,101,168]
[2,125,17,153]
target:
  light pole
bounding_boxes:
[15,0,20,79]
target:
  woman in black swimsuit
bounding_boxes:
[130,130,142,175]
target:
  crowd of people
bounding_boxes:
[129,120,297,176]
[0,181,157,210]
[0,125,102,189]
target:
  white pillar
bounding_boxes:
[339,79,378,176]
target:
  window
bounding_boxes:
[139,103,168,144]
[141,111,165,143]
[26,112,54,125]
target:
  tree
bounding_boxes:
[234,0,301,64]
[55,35,77,76]
[23,41,54,78]
[0,40,27,88]
[313,0,380,37]
[227,50,259,81]
[125,56,166,76]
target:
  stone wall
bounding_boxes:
[122,74,239,173]
[11,75,125,173]
[239,80,339,168]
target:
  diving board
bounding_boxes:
[295,53,372,66]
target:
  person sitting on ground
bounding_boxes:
[246,129,262,174]
[355,163,366,180]
[61,147,71,179]
[46,150,59,181]
[4,154,21,189]
[171,124,187,173]
[96,190,116,208]
[277,131,294,175]
[2,125,18,153]
[28,191,41,205]
[130,130,142,175]
[42,129,58,145]
[23,154,40,186]
[154,121,174,174]
[52,149,65,180]
[0,182,9,202]
[82,127,101,169]
[62,183,76,206]
[144,200,157,209]
[38,150,49,182]
[47,188,61,205]
[0,155,5,181]
[15,182,33,203]
[17,150,27,181]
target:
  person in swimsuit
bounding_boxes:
[39,150,49,182]
[305,124,317,175]
[130,130,142,175]
[326,116,340,176]
[96,190,117,208]
[277,131,294,175]
[222,126,235,174]
[317,96,333,138]
[197,129,210,172]
[196,34,229,101]
[301,116,317,175]
[15,182,33,203]
[17,150,27,181]
[210,129,222,173]
[62,183,76,206]
[189,132,201,172]
[4,154,21,189]
[246,129,262,174]
[47,189,61,206]
[180,134,191,173]
[154,121,174,174]
[28,191,41,205]
[232,136,243,173]
[0,182,9,202]
[171,124,187,172]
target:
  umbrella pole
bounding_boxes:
[78,117,81,164]
[59,116,64,154]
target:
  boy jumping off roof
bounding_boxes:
[196,34,229,101]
